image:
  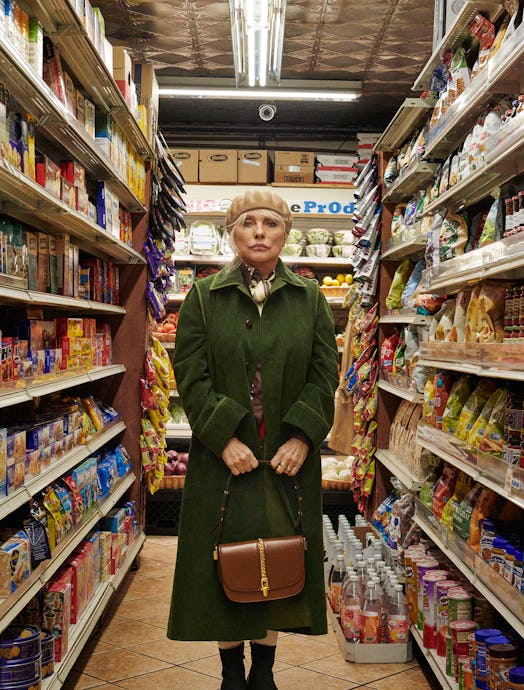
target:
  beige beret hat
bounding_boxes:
[225,189,292,232]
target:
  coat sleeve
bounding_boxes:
[172,284,249,457]
[282,287,339,449]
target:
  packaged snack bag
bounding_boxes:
[434,371,454,429]
[467,387,507,449]
[467,488,498,552]
[455,379,496,440]
[439,212,468,262]
[441,471,474,529]
[433,299,456,341]
[423,375,436,425]
[453,483,483,539]
[380,332,400,372]
[447,288,472,342]
[401,259,426,309]
[476,191,504,247]
[432,464,459,519]
[476,282,507,343]
[465,284,482,342]
[386,258,412,309]
[442,376,474,434]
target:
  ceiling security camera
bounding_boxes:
[258,104,277,121]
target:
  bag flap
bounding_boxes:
[217,536,305,594]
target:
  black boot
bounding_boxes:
[247,642,278,689]
[219,644,248,690]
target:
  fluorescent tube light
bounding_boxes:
[230,0,286,87]
[159,87,359,102]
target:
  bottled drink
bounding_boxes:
[341,575,361,642]
[330,554,346,614]
[387,584,409,643]
[370,576,388,643]
[360,581,382,643]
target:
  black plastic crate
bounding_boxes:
[146,488,183,535]
[322,489,358,530]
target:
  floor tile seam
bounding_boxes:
[80,660,174,684]
[272,663,361,686]
[299,660,420,684]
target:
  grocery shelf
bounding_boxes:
[410,625,458,690]
[166,422,192,439]
[412,0,503,91]
[416,424,524,510]
[0,364,126,409]
[0,161,145,265]
[0,472,136,634]
[382,161,439,204]
[0,282,126,314]
[29,1,153,161]
[422,117,524,217]
[379,311,429,325]
[413,503,524,632]
[167,294,186,303]
[381,230,427,261]
[423,21,524,162]
[172,254,355,269]
[0,420,126,520]
[375,449,424,491]
[418,357,524,382]
[378,378,424,404]
[419,233,524,293]
[374,97,436,153]
[44,531,146,689]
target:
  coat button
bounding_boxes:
[245,319,253,328]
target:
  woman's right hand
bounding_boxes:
[222,438,259,475]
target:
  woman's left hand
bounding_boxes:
[270,438,309,476]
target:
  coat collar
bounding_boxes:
[210,259,306,293]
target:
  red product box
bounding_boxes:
[36,156,61,198]
[74,541,95,604]
[80,258,103,302]
[44,580,71,662]
[115,79,131,107]
[55,317,83,339]
[112,265,119,305]
[83,318,96,338]
[60,160,86,189]
[110,532,126,574]
[68,553,87,623]
[123,515,134,545]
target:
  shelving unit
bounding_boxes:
[410,625,458,690]
[416,425,524,510]
[0,5,149,681]
[0,471,136,634]
[377,379,424,404]
[374,450,424,491]
[42,531,146,690]
[413,502,524,633]
[379,311,429,325]
[374,97,437,153]
[370,3,524,666]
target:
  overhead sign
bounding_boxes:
[184,184,356,216]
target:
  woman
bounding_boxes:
[167,189,339,689]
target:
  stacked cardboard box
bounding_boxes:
[315,153,359,185]
[274,151,314,184]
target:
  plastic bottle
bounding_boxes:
[341,575,361,642]
[387,584,409,644]
[360,580,382,643]
[370,576,388,643]
[330,554,346,614]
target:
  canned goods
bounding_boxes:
[447,587,473,631]
[436,580,462,657]
[422,570,449,649]
[475,629,502,689]
[416,558,439,630]
[39,631,54,680]
[0,656,41,685]
[0,627,41,664]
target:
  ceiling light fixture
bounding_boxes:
[229,0,287,87]
[158,87,360,102]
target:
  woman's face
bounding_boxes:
[233,209,287,274]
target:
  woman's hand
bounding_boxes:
[270,438,308,476]
[222,438,259,475]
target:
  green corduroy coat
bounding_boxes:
[167,259,339,641]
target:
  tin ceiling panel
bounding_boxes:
[92,0,436,147]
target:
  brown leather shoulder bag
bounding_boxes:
[212,465,307,603]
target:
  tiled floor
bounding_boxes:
[64,536,439,690]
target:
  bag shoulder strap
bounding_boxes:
[213,463,305,548]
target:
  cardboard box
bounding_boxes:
[37,232,49,292]
[44,579,71,661]
[199,149,237,184]
[274,151,315,167]
[170,149,199,183]
[237,150,269,184]
[274,165,314,184]
[133,63,158,144]
[316,154,358,167]
[25,231,38,290]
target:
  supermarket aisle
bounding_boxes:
[64,536,437,690]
